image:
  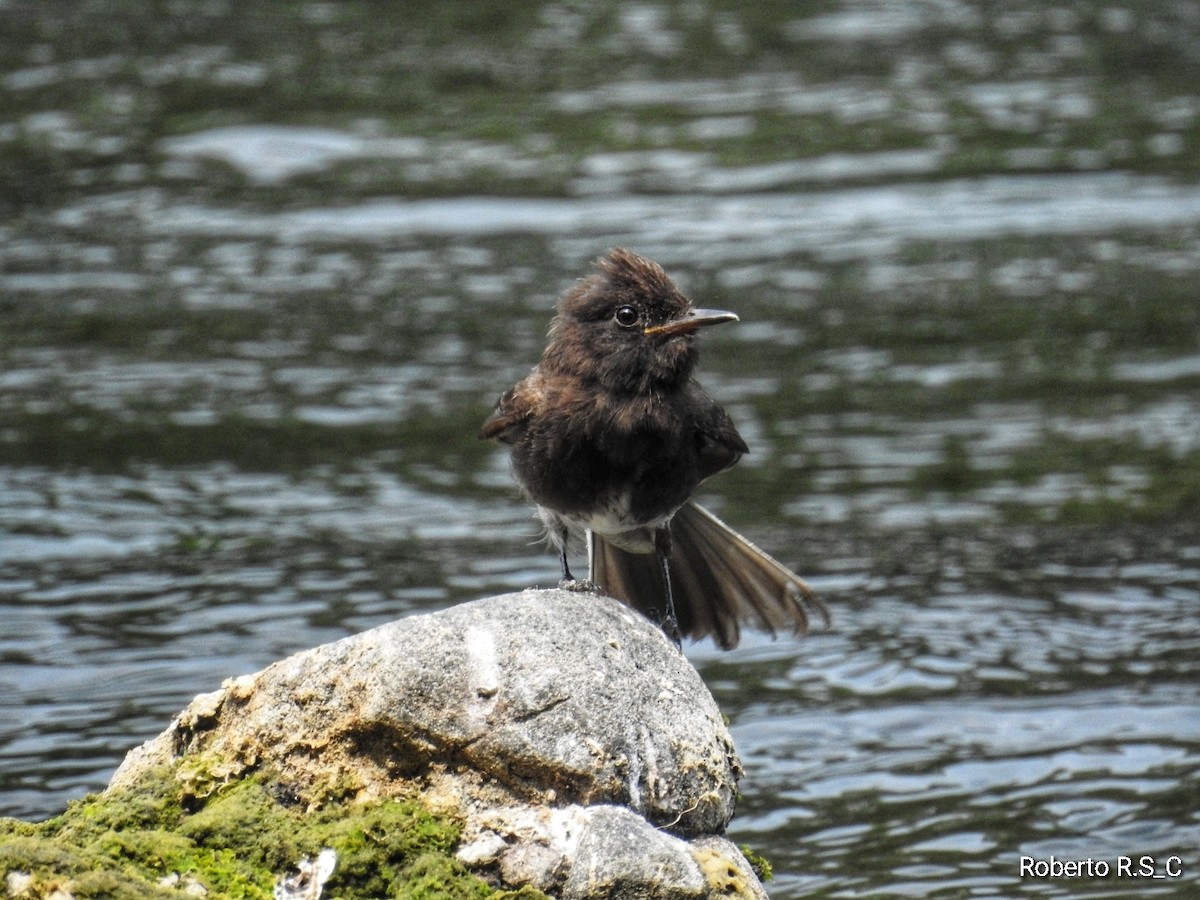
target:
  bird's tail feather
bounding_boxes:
[588,500,826,649]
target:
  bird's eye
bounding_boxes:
[613,305,640,328]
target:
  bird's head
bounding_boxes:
[542,248,738,393]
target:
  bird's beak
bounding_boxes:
[643,308,739,337]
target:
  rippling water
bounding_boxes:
[3,1,1199,896]
[712,545,1200,896]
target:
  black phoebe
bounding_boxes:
[480,248,825,648]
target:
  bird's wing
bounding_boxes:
[694,403,748,482]
[478,377,540,443]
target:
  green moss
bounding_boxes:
[311,799,465,897]
[176,781,301,871]
[739,843,774,883]
[0,761,547,900]
[388,853,492,900]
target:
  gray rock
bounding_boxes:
[457,804,768,899]
[110,589,763,896]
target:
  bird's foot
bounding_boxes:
[656,613,683,650]
[557,577,603,595]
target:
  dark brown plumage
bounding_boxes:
[480,248,825,648]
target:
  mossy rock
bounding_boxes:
[0,762,545,900]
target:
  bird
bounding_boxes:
[479,247,825,649]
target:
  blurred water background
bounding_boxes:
[1,2,1198,896]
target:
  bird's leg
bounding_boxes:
[556,523,574,582]
[557,525,601,594]
[653,527,682,648]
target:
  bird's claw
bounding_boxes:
[658,614,683,650]
[557,578,603,595]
